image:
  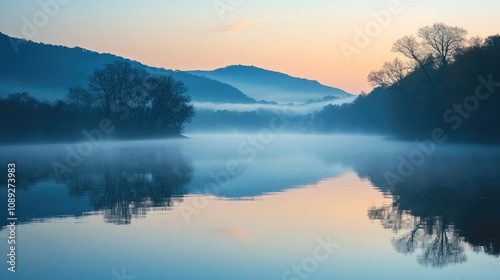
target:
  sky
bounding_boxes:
[1,0,500,94]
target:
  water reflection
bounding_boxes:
[369,207,468,267]
[0,141,192,226]
[310,138,500,267]
[362,145,500,267]
[65,146,192,224]
[1,135,499,271]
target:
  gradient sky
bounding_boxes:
[1,0,499,94]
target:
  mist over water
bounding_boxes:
[191,95,356,114]
[1,134,499,279]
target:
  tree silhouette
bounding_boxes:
[65,86,96,112]
[0,143,193,227]
[88,60,148,118]
[418,23,468,68]
[146,75,195,134]
[391,35,435,89]
[359,26,500,142]
[368,58,410,88]
[370,205,468,268]
[485,34,500,47]
[365,146,500,267]
[0,60,195,143]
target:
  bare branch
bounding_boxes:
[417,23,468,67]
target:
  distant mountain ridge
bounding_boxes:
[0,32,256,104]
[190,65,351,104]
[0,32,351,106]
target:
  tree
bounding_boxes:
[468,36,484,49]
[367,70,390,88]
[86,61,195,136]
[368,58,410,87]
[88,61,147,118]
[391,24,469,91]
[485,34,500,47]
[417,23,468,68]
[146,75,195,134]
[392,35,434,89]
[3,92,39,108]
[65,86,96,112]
[392,35,426,66]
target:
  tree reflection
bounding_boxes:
[0,142,193,226]
[369,206,467,268]
[363,145,500,268]
[316,141,500,267]
[63,145,193,224]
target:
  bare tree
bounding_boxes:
[468,36,484,49]
[368,58,411,88]
[367,70,390,88]
[65,86,95,112]
[417,23,468,67]
[392,35,434,89]
[146,75,195,134]
[88,61,147,118]
[85,61,194,135]
[370,204,467,268]
[392,35,426,66]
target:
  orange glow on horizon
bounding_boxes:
[4,0,500,95]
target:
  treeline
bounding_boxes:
[313,23,500,143]
[188,109,309,132]
[0,61,195,143]
[312,87,391,134]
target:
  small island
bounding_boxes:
[0,61,195,143]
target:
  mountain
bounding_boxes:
[0,33,256,104]
[0,33,352,108]
[189,65,351,104]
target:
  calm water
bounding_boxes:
[0,134,499,280]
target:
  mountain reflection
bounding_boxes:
[0,141,192,226]
[1,136,500,268]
